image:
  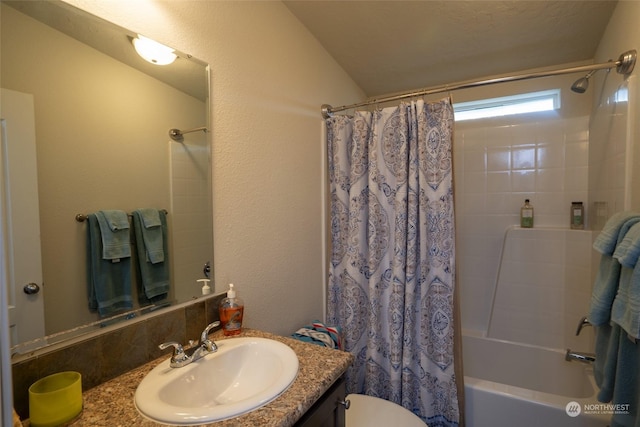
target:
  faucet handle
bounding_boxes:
[575,316,592,336]
[159,341,189,366]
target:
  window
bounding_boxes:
[453,89,560,121]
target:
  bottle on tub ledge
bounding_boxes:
[520,199,534,228]
[219,283,244,336]
[570,201,585,230]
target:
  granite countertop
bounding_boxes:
[68,328,354,426]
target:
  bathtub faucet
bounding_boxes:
[565,348,596,364]
[575,316,592,336]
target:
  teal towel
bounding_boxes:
[95,210,131,260]
[132,210,170,301]
[612,262,640,340]
[614,222,640,268]
[594,212,640,255]
[138,208,162,228]
[86,214,133,316]
[594,323,640,427]
[590,215,640,326]
[134,208,164,264]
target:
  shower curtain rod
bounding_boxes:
[321,49,637,119]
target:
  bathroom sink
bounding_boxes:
[134,337,299,425]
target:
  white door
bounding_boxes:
[1,88,45,346]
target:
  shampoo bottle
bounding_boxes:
[219,284,244,336]
[520,199,534,228]
[570,201,585,229]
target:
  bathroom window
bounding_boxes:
[453,89,561,121]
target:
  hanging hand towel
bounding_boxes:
[132,210,170,301]
[593,322,640,427]
[614,220,640,269]
[611,222,640,340]
[590,213,640,326]
[95,210,131,260]
[594,211,640,255]
[134,208,164,264]
[86,214,133,316]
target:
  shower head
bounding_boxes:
[571,70,597,93]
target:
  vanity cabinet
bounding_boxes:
[294,376,347,427]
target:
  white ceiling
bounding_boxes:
[283,1,618,97]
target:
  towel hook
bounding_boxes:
[168,126,208,142]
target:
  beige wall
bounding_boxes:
[62,0,365,336]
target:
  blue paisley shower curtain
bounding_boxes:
[326,99,459,426]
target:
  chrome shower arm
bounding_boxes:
[169,126,208,142]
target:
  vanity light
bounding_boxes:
[132,35,177,65]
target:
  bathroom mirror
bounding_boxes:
[1,0,213,352]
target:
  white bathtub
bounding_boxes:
[463,332,611,427]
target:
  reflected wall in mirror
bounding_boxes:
[0,0,213,351]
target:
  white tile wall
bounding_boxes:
[456,115,594,350]
[487,228,593,349]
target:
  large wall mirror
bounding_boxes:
[1,0,213,353]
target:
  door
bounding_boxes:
[1,88,45,346]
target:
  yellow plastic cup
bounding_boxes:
[29,371,82,427]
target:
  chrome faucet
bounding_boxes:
[565,349,596,364]
[159,321,220,368]
[575,316,592,336]
[566,316,596,364]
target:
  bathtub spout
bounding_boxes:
[565,348,596,364]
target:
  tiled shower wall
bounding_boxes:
[170,137,214,302]
[488,228,592,350]
[455,114,592,348]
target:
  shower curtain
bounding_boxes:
[326,99,460,426]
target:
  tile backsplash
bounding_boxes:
[12,293,224,420]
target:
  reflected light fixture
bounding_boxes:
[132,35,177,65]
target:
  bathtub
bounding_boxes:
[463,331,611,427]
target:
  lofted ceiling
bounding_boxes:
[283,0,618,98]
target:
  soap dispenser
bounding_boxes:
[219,283,244,336]
[197,278,211,295]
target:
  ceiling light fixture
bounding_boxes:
[132,35,177,65]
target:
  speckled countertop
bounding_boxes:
[67,329,353,426]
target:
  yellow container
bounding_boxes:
[29,371,82,427]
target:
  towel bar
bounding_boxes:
[75,209,168,223]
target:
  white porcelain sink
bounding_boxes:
[134,337,299,425]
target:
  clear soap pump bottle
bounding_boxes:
[219,284,244,336]
[520,199,534,228]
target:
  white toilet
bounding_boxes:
[345,394,428,427]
